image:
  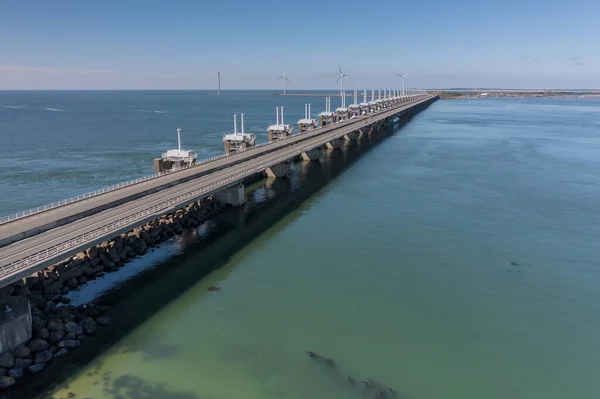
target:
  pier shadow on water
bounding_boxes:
[14,118,416,399]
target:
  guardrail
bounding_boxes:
[0,96,428,226]
[0,151,296,279]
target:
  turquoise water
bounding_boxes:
[3,94,600,398]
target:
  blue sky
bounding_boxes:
[1,0,598,89]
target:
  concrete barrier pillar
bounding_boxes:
[214,183,245,207]
[301,147,323,161]
[326,138,344,150]
[344,131,360,141]
[0,296,32,354]
[266,161,292,178]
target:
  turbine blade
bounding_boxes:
[285,77,291,83]
[338,65,343,74]
[335,76,341,84]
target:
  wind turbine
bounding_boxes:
[397,73,408,96]
[335,66,349,107]
[277,70,291,95]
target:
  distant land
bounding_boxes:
[439,90,600,99]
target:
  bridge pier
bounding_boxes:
[359,127,374,138]
[326,138,344,150]
[213,183,245,207]
[302,147,324,161]
[266,160,292,178]
[344,131,360,141]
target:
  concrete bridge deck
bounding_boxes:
[0,94,437,287]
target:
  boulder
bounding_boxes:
[81,266,95,277]
[50,331,66,344]
[43,300,56,314]
[47,319,64,332]
[28,338,49,353]
[34,349,52,364]
[14,346,31,359]
[0,367,5,376]
[80,318,97,335]
[37,328,50,340]
[13,358,32,369]
[0,353,14,368]
[8,368,23,379]
[96,316,110,326]
[14,287,31,297]
[66,277,79,289]
[86,246,100,259]
[28,363,45,373]
[57,340,80,349]
[64,322,83,336]
[77,276,88,285]
[0,376,15,388]
[53,348,68,358]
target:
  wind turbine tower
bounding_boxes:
[278,70,291,95]
[217,71,221,95]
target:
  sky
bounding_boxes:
[0,0,599,90]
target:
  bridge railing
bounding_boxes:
[0,151,297,279]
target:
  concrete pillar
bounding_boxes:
[301,147,323,161]
[266,161,291,178]
[359,127,374,138]
[326,138,344,150]
[214,183,245,207]
[344,131,360,141]
[0,296,32,354]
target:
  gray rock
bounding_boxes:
[64,332,76,340]
[65,322,83,336]
[0,353,14,369]
[14,346,31,359]
[43,300,56,314]
[0,368,6,376]
[0,376,15,388]
[57,339,80,349]
[34,349,53,364]
[37,327,50,340]
[53,348,68,358]
[50,331,66,343]
[8,368,23,379]
[80,317,97,335]
[13,358,32,369]
[96,316,110,326]
[66,277,79,289]
[28,338,49,353]
[28,363,45,373]
[47,319,64,332]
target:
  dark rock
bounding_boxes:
[50,331,66,343]
[28,363,45,373]
[47,319,64,332]
[96,316,110,326]
[61,313,76,323]
[0,368,6,376]
[34,349,53,364]
[64,332,76,340]
[60,296,72,304]
[66,277,79,289]
[14,287,31,297]
[8,368,23,379]
[28,338,49,353]
[14,346,31,359]
[95,272,106,278]
[78,276,88,285]
[86,308,99,317]
[53,348,68,358]
[13,358,32,369]
[10,280,25,289]
[58,339,80,349]
[0,353,14,368]
[0,376,15,388]
[65,321,84,336]
[37,328,50,340]
[31,307,46,318]
[44,300,56,314]
[80,317,97,335]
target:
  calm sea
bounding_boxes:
[2,92,600,399]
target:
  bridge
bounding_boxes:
[0,93,438,287]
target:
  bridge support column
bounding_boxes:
[0,296,32,354]
[344,131,360,141]
[359,127,374,138]
[326,138,344,150]
[214,183,245,207]
[302,147,323,161]
[266,161,292,178]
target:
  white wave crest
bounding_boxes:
[1,105,26,109]
[45,108,64,112]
